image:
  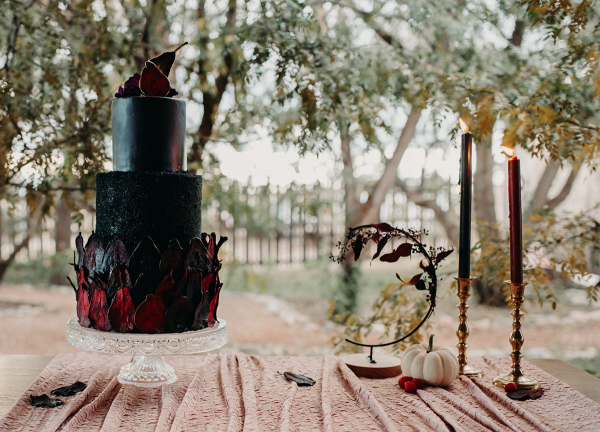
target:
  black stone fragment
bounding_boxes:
[283,372,316,387]
[507,387,544,400]
[30,394,63,408]
[50,381,87,397]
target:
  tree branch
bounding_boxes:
[189,0,236,170]
[546,166,579,210]
[531,159,560,212]
[322,0,405,52]
[509,19,524,47]
[357,107,422,224]
[137,0,166,70]
[340,123,359,226]
[396,178,460,247]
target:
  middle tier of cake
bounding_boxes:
[95,171,202,253]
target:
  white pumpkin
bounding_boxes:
[401,335,459,387]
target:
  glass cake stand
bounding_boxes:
[66,317,227,387]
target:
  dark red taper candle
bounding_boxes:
[508,155,523,284]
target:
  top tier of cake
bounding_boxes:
[112,97,186,172]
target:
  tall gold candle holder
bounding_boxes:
[456,277,484,377]
[493,280,540,390]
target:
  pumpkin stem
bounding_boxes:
[427,335,434,353]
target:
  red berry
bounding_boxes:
[411,378,422,389]
[504,382,518,392]
[398,376,413,388]
[404,382,418,393]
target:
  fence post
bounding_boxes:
[302,190,307,263]
[289,200,294,263]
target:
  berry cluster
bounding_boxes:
[398,376,422,393]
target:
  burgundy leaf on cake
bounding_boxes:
[134,294,167,334]
[128,237,161,284]
[159,238,185,281]
[156,272,176,307]
[108,287,136,333]
[107,264,132,304]
[83,233,104,279]
[165,296,195,333]
[101,238,129,276]
[89,289,112,331]
[76,283,90,328]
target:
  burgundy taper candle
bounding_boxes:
[507,155,523,284]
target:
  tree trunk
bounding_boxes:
[0,196,45,285]
[55,197,71,253]
[473,141,505,306]
[340,126,359,224]
[474,141,497,231]
[335,124,361,315]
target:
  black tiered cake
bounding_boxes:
[96,97,202,253]
[71,47,226,334]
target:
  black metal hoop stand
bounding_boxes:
[339,225,440,364]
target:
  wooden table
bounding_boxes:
[1,355,599,418]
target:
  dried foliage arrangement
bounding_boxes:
[332,223,453,352]
[69,232,226,334]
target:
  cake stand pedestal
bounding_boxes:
[66,317,227,387]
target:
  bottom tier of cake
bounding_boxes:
[95,171,202,253]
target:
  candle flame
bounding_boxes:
[458,118,469,133]
[501,146,515,157]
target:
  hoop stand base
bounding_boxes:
[342,353,402,379]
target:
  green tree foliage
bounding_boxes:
[0,0,140,275]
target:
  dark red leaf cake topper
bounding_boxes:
[115,42,188,98]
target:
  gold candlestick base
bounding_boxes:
[493,280,540,390]
[456,277,484,377]
[492,372,540,390]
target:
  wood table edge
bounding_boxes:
[529,358,600,404]
[0,355,54,418]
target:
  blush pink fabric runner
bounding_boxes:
[2,353,600,431]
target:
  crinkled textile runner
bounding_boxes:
[1,353,599,431]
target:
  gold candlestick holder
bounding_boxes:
[456,277,484,377]
[493,280,540,390]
